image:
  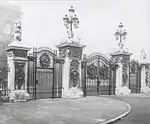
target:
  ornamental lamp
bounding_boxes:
[123,30,127,36]
[119,22,123,28]
[115,30,119,36]
[69,5,75,13]
[73,14,78,21]
[63,14,69,22]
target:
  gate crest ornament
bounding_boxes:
[40,53,51,68]
[87,64,97,80]
[36,47,54,68]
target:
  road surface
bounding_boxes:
[104,95,150,124]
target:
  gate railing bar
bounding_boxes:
[36,67,54,69]
[27,60,29,94]
[59,61,63,98]
[33,47,37,100]
[97,55,100,95]
[129,61,131,89]
[52,50,56,99]
[108,65,111,95]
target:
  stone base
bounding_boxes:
[8,90,29,102]
[141,87,150,94]
[62,87,83,99]
[115,86,131,95]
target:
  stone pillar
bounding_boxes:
[56,41,86,98]
[7,53,15,90]
[79,61,82,87]
[111,50,132,95]
[116,63,123,88]
[62,56,70,93]
[141,65,146,92]
[6,41,31,91]
[140,64,150,93]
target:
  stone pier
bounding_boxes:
[56,40,86,98]
[111,50,132,95]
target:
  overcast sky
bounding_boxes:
[10,0,150,61]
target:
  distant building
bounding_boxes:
[0,3,21,60]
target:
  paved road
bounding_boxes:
[104,95,150,124]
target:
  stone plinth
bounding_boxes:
[62,86,83,98]
[115,86,131,95]
[9,90,29,102]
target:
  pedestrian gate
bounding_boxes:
[27,48,64,99]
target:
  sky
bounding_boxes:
[9,0,150,61]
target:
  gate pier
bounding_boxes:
[112,22,132,95]
[56,40,86,98]
[111,50,132,95]
[140,51,150,93]
[5,19,31,101]
[6,41,30,91]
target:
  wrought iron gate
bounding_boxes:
[81,53,117,96]
[129,60,141,93]
[0,60,9,96]
[27,48,64,99]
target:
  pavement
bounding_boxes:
[0,96,131,124]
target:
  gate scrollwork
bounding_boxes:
[87,64,97,80]
[99,65,109,80]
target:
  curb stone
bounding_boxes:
[99,100,132,124]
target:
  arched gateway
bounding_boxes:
[81,53,118,96]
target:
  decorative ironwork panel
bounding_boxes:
[130,61,138,74]
[0,60,9,95]
[99,65,109,80]
[39,53,51,68]
[81,53,117,96]
[129,60,141,93]
[87,64,97,80]
[37,48,54,68]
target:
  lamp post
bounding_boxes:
[63,5,79,40]
[115,22,127,49]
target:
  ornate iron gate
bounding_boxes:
[81,53,117,96]
[129,60,141,93]
[27,48,64,99]
[0,60,9,96]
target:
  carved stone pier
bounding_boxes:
[56,40,86,98]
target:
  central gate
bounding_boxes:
[81,53,117,96]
